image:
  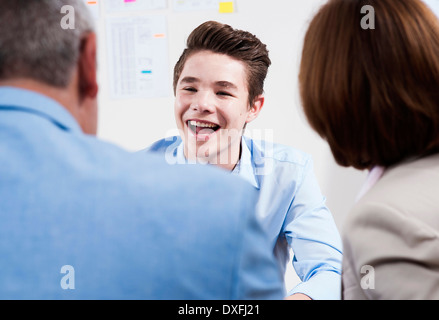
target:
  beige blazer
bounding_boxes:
[342,153,439,299]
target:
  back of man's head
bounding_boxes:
[0,0,94,88]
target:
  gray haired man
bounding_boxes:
[0,0,284,300]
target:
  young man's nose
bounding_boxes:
[191,91,215,113]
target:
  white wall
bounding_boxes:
[93,0,368,289]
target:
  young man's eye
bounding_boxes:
[217,91,232,97]
[183,87,197,92]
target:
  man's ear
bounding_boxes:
[76,32,99,135]
[78,32,98,101]
[246,95,265,124]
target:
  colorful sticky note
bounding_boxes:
[219,1,234,13]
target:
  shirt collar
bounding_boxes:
[175,135,260,189]
[232,136,260,189]
[176,139,192,164]
[355,165,385,202]
[0,86,82,133]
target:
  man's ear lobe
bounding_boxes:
[246,95,265,124]
[78,32,98,100]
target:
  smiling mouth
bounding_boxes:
[187,120,221,136]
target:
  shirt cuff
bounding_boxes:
[287,271,341,300]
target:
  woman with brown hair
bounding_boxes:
[300,0,439,299]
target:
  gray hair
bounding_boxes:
[0,0,95,87]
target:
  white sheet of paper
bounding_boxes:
[172,0,219,12]
[106,0,167,13]
[106,15,170,100]
[83,0,100,20]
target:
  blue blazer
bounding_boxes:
[0,87,284,300]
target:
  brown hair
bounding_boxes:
[299,0,439,170]
[173,21,271,107]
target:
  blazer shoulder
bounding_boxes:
[350,155,439,229]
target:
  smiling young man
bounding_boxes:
[0,3,286,299]
[175,49,262,170]
[146,21,343,300]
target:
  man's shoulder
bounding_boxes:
[243,136,311,168]
[242,137,312,183]
[145,136,182,153]
[85,135,253,198]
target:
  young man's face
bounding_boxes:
[174,50,262,169]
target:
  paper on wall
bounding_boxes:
[83,0,100,20]
[172,0,235,13]
[106,0,167,13]
[106,15,170,100]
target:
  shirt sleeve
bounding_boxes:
[284,157,343,300]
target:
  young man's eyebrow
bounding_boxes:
[179,77,199,85]
[179,78,238,90]
[215,81,238,89]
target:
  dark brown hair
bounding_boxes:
[173,21,271,107]
[299,0,439,170]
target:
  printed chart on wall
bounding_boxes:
[106,0,167,12]
[423,0,439,16]
[173,0,235,13]
[106,15,169,100]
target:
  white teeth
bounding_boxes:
[189,120,218,128]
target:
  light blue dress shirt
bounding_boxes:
[0,87,284,299]
[147,136,343,300]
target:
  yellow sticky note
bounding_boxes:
[219,1,234,13]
